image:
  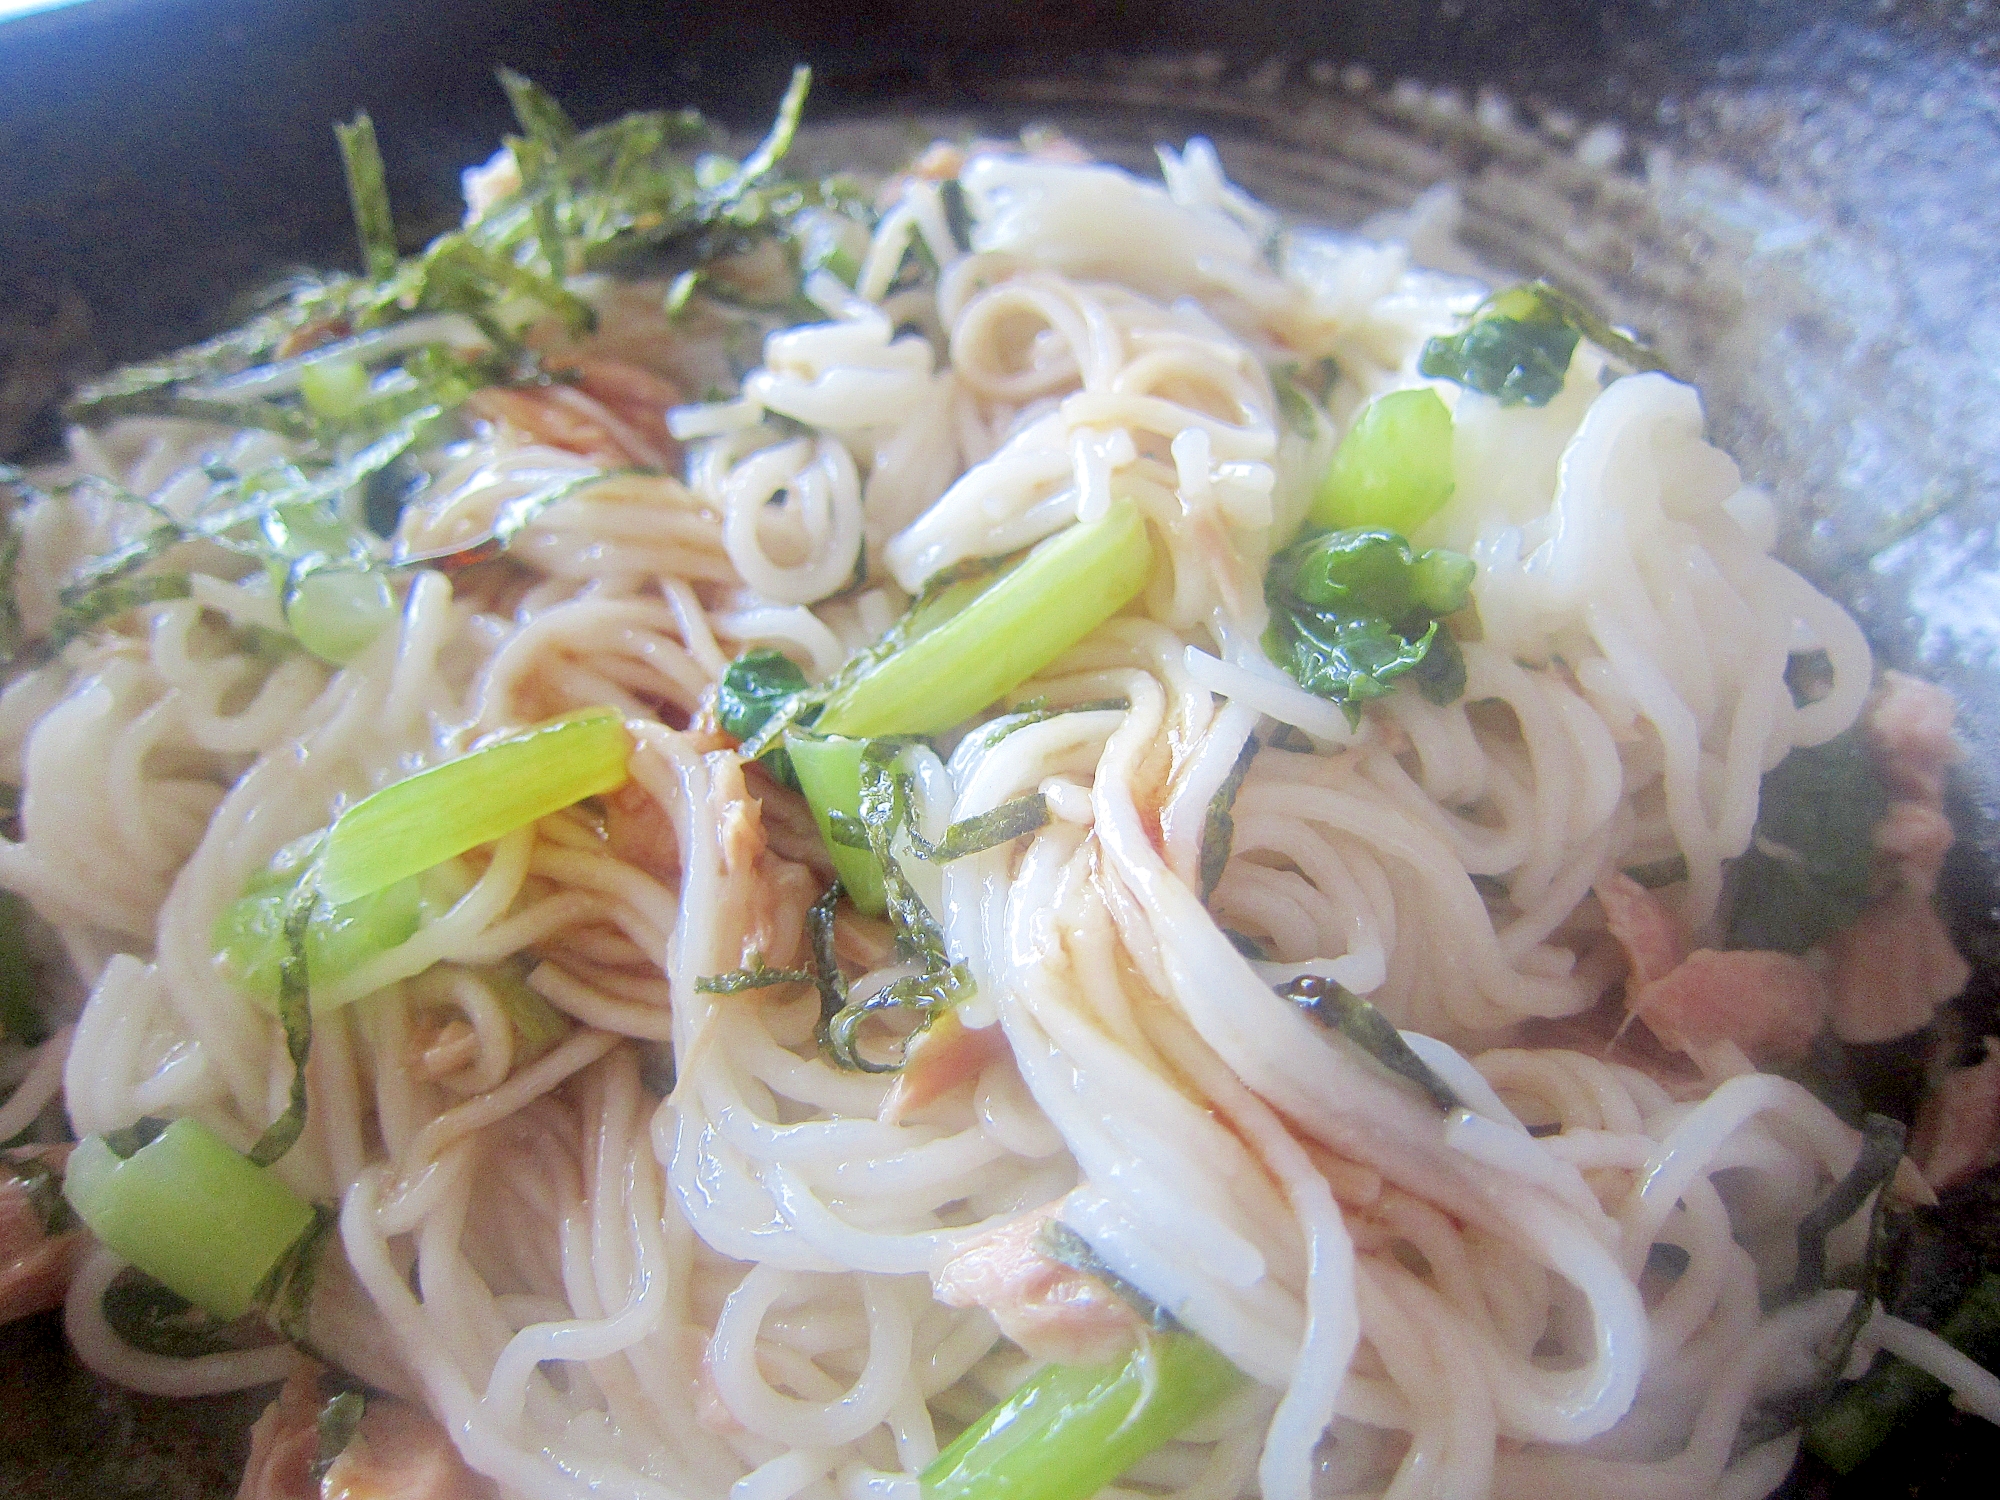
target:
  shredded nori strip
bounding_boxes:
[1279,974,1464,1112]
[1198,733,1259,903]
[695,953,815,994]
[334,114,399,278]
[910,792,1050,863]
[246,887,316,1167]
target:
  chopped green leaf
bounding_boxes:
[0,892,46,1046]
[314,1389,368,1484]
[910,793,1050,863]
[1198,735,1259,903]
[1792,1112,1906,1301]
[1806,1273,2000,1474]
[1418,280,1666,408]
[1722,729,1889,954]
[4,1151,76,1236]
[1280,973,1464,1112]
[1310,387,1455,534]
[939,178,974,253]
[498,68,578,151]
[247,886,316,1167]
[1262,527,1473,724]
[695,954,815,995]
[717,648,810,781]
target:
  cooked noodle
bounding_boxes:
[0,124,1969,1500]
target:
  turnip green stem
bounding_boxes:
[923,1330,1243,1500]
[817,501,1152,739]
[316,706,632,907]
[1309,387,1454,534]
[63,1118,317,1322]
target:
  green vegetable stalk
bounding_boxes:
[1310,387,1455,534]
[923,1331,1244,1500]
[316,705,633,906]
[63,1117,318,1322]
[1806,1274,2000,1474]
[816,500,1152,739]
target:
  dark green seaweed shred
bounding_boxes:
[695,953,815,994]
[1198,734,1259,903]
[939,179,975,254]
[4,1151,77,1236]
[909,793,1050,863]
[1279,973,1464,1112]
[246,887,316,1167]
[0,891,46,1046]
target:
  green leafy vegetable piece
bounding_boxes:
[1805,1273,2000,1474]
[1262,527,1474,724]
[910,793,1050,863]
[1623,855,1690,889]
[922,1329,1244,1500]
[63,1116,318,1321]
[335,114,399,279]
[0,892,46,1046]
[1792,1112,1906,1301]
[816,501,1152,739]
[786,733,890,915]
[1417,281,1666,409]
[1198,735,1259,903]
[100,1272,259,1358]
[718,649,809,742]
[498,68,579,152]
[317,706,633,907]
[1310,387,1455,534]
[695,954,815,995]
[247,886,317,1167]
[1280,974,1464,1112]
[939,178,974,253]
[212,840,421,1013]
[1723,729,1889,955]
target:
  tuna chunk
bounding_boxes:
[238,1362,494,1500]
[933,1205,1142,1365]
[1864,671,1961,808]
[1910,1038,2000,1192]
[1597,875,1826,1069]
[1630,948,1829,1065]
[881,1013,1010,1122]
[1827,885,1972,1045]
[0,1146,83,1326]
